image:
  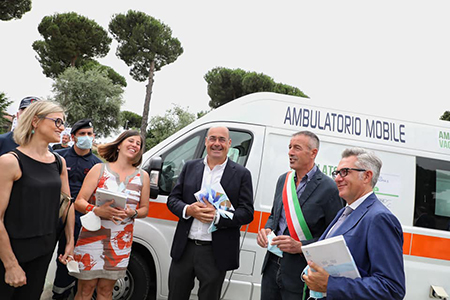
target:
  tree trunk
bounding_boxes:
[71,54,78,67]
[140,60,155,135]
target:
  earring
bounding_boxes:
[31,129,35,134]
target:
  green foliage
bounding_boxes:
[109,10,184,134]
[204,68,245,109]
[440,111,450,121]
[274,82,308,97]
[109,10,184,82]
[0,92,12,133]
[52,67,124,137]
[0,0,31,21]
[121,111,142,129]
[196,110,209,119]
[32,12,111,79]
[145,105,196,150]
[205,67,309,109]
[80,60,127,87]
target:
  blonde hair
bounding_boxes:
[14,100,65,146]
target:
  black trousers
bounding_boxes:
[0,251,53,300]
[168,239,227,300]
[261,253,307,300]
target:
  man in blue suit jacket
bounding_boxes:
[257,131,342,300]
[0,96,41,155]
[303,148,406,300]
[167,126,254,300]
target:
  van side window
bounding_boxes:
[159,134,204,195]
[201,130,253,166]
[414,157,450,231]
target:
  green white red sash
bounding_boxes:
[282,171,313,241]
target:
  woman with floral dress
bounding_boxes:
[71,130,150,300]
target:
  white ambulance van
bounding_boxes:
[121,92,449,299]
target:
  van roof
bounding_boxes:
[148,92,450,158]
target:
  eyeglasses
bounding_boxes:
[43,117,65,128]
[207,136,228,143]
[331,168,366,179]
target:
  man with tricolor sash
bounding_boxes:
[257,131,343,300]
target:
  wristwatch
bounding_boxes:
[131,209,138,219]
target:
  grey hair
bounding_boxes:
[341,148,382,187]
[292,131,320,151]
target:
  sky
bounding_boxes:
[1,0,450,128]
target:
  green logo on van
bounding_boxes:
[439,131,450,149]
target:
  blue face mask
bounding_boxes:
[76,135,93,150]
[302,266,326,299]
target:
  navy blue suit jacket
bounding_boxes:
[0,131,18,155]
[262,169,342,293]
[167,158,254,271]
[321,193,406,300]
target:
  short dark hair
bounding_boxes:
[97,130,145,167]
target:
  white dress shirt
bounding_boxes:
[184,157,228,241]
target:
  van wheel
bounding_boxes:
[92,252,151,300]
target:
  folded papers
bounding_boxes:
[194,183,234,232]
[267,231,283,257]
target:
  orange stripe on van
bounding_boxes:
[148,201,178,222]
[146,204,450,261]
[240,211,271,233]
[403,232,412,255]
[408,233,450,261]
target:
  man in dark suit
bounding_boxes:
[303,148,406,299]
[257,131,342,300]
[167,126,254,300]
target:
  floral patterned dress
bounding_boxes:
[71,163,143,280]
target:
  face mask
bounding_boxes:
[302,266,326,299]
[76,136,93,150]
[267,231,283,258]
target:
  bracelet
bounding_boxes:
[86,204,95,213]
[131,209,138,219]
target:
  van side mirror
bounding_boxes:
[147,157,162,199]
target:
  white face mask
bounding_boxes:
[76,135,93,149]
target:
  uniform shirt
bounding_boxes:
[184,157,228,241]
[52,143,70,151]
[0,131,18,155]
[55,146,102,199]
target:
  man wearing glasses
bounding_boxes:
[0,96,41,155]
[52,119,102,300]
[167,126,254,300]
[257,131,342,300]
[303,148,406,299]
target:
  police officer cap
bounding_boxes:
[71,119,93,135]
[19,96,41,109]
